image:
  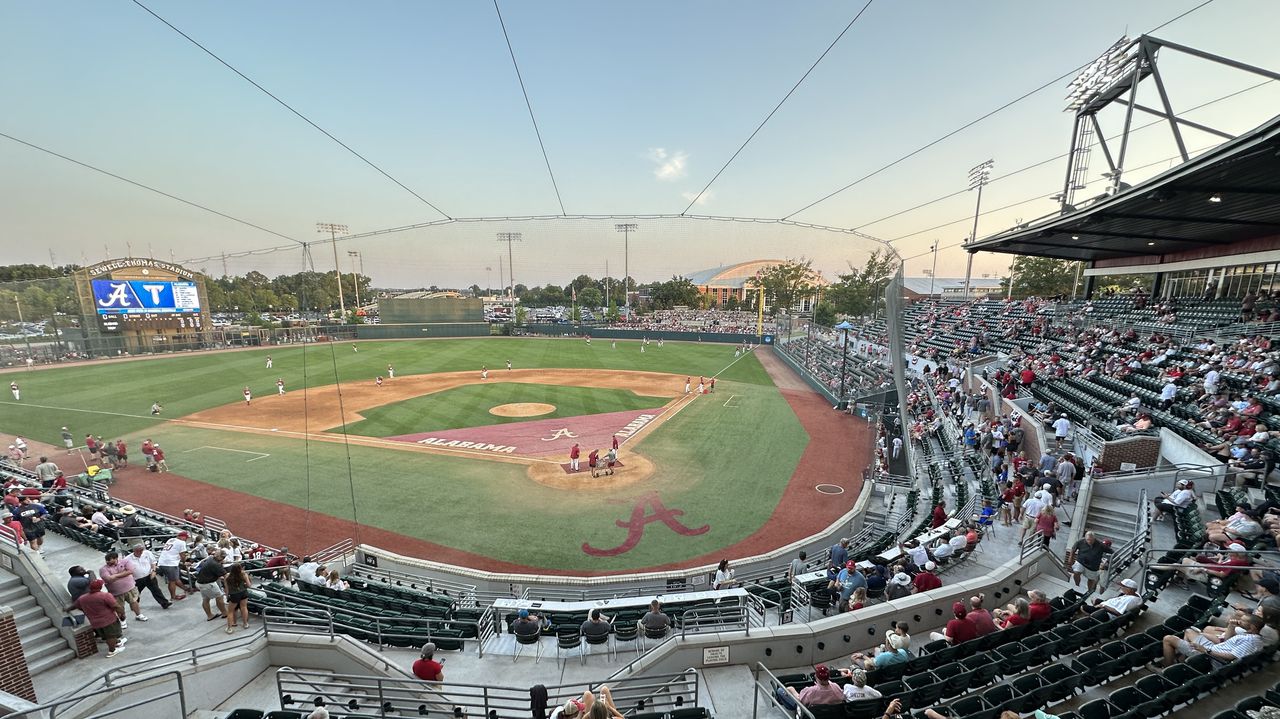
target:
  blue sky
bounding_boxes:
[2,0,1278,288]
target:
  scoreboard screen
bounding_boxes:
[92,279,203,331]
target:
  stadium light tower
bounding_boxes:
[316,222,349,321]
[615,224,638,312]
[347,250,363,310]
[496,232,522,316]
[963,159,993,298]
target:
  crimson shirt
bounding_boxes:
[412,658,443,681]
[74,591,122,629]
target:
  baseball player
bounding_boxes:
[481,366,488,380]
[14,437,27,460]
[277,378,285,395]
[611,340,616,350]
[612,435,619,452]
[698,378,705,395]
[710,378,716,392]
[375,376,383,387]
[152,444,168,473]
[266,356,273,369]
[243,387,252,405]
[684,378,691,394]
[387,365,395,379]
[506,360,512,371]
[352,344,358,352]
[85,434,98,459]
[151,402,163,416]
[61,427,74,452]
[9,382,18,401]
[569,443,580,472]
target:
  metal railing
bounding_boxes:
[12,671,188,719]
[259,594,487,657]
[752,661,809,719]
[1103,489,1152,582]
[344,563,479,605]
[275,666,701,719]
[1019,530,1046,563]
[312,537,356,566]
[263,606,336,640]
[680,602,750,638]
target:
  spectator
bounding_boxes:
[1083,578,1143,616]
[194,550,228,622]
[580,608,612,640]
[912,562,942,593]
[224,563,252,634]
[840,668,881,701]
[1067,531,1113,593]
[324,569,349,591]
[265,546,294,584]
[712,559,736,589]
[1162,614,1265,667]
[639,600,670,636]
[929,601,978,644]
[69,579,128,657]
[512,609,543,638]
[1154,480,1196,520]
[412,642,444,682]
[787,550,807,582]
[67,565,92,602]
[128,543,172,611]
[886,571,913,600]
[98,551,146,625]
[994,597,1030,628]
[967,594,998,636]
[778,664,844,709]
[157,531,191,600]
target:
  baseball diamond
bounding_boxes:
[0,337,868,573]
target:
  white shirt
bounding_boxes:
[1167,488,1194,508]
[933,542,955,559]
[906,545,930,567]
[129,550,157,579]
[297,562,324,585]
[1023,497,1045,519]
[157,538,187,567]
[949,534,970,552]
[1052,418,1071,437]
[1161,384,1177,401]
[843,684,882,701]
[1204,370,1220,388]
[1101,593,1142,614]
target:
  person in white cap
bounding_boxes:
[1083,578,1143,616]
[1154,479,1196,520]
[1178,543,1253,585]
[1019,490,1047,542]
[1051,413,1072,449]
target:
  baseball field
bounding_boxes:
[0,338,869,574]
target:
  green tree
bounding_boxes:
[1001,257,1082,299]
[578,286,603,308]
[649,276,700,310]
[725,294,740,311]
[825,248,898,317]
[606,298,620,323]
[813,301,836,327]
[753,258,819,316]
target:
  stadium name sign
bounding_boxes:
[415,438,517,453]
[87,258,196,280]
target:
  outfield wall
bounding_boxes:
[355,323,490,339]
[523,324,769,344]
[768,343,839,405]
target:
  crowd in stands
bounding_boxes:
[617,308,760,334]
[778,333,893,401]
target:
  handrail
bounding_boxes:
[13,671,188,719]
[1019,530,1046,563]
[263,607,336,641]
[311,537,356,566]
[680,602,749,638]
[752,661,813,719]
[260,589,487,657]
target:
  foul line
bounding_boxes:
[724,394,740,408]
[182,445,271,462]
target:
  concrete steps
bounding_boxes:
[0,572,75,674]
[1085,496,1140,545]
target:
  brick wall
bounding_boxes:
[74,623,98,659]
[1097,435,1162,472]
[0,606,35,702]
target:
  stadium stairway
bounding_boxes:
[0,571,75,674]
[1083,496,1141,547]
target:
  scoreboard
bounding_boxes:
[92,279,204,331]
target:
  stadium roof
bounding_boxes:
[901,277,1001,295]
[686,260,789,289]
[967,113,1280,262]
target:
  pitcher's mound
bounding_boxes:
[489,402,556,417]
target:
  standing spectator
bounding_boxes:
[787,551,807,582]
[1052,413,1072,449]
[829,538,850,571]
[69,580,127,657]
[128,543,172,610]
[194,550,228,622]
[67,566,92,602]
[157,531,190,600]
[1067,531,1112,593]
[15,497,48,554]
[224,563,252,633]
[98,551,146,625]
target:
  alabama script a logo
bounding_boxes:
[582,491,709,557]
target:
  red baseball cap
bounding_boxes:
[177,531,190,538]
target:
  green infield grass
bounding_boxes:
[339,382,669,437]
[0,340,809,571]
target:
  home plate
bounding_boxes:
[271,428,279,432]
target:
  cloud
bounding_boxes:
[648,147,687,182]
[681,189,714,206]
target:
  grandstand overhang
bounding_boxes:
[966,113,1280,263]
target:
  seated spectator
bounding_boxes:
[90,506,122,539]
[841,668,882,702]
[512,609,543,637]
[1154,480,1196,520]
[1027,590,1052,622]
[324,570,349,591]
[59,506,97,532]
[930,601,978,644]
[967,594,997,636]
[1180,544,1253,585]
[848,632,911,670]
[1083,578,1143,616]
[639,600,670,635]
[265,547,294,583]
[912,562,942,593]
[900,540,930,569]
[580,608,611,639]
[1208,505,1264,546]
[931,534,956,563]
[778,664,844,709]
[845,586,868,612]
[886,571,913,600]
[411,642,443,682]
[1162,614,1265,666]
[295,557,322,585]
[994,597,1030,628]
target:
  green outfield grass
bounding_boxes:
[0,339,808,571]
[339,382,668,437]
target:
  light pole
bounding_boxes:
[347,250,363,310]
[928,240,939,299]
[485,267,492,297]
[496,232,522,318]
[316,222,348,321]
[615,223,638,313]
[835,320,854,409]
[14,294,32,362]
[963,159,993,298]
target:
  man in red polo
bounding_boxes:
[70,579,128,657]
